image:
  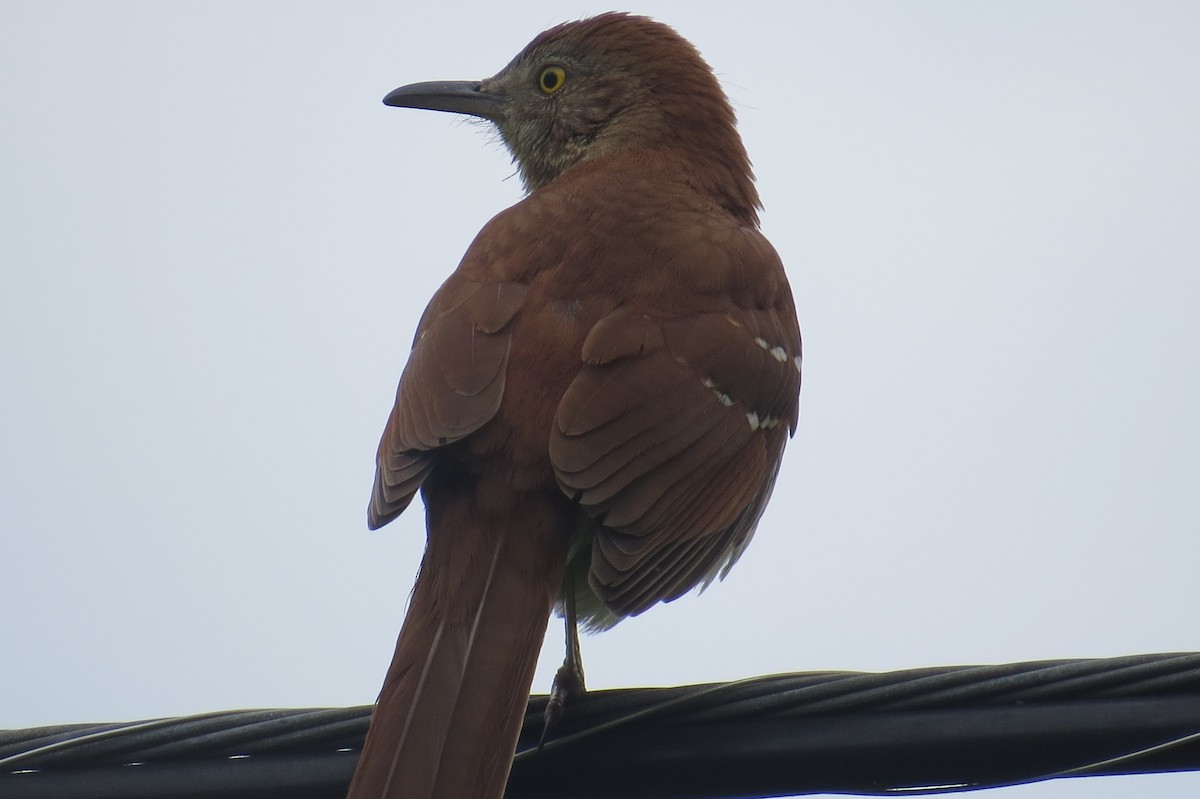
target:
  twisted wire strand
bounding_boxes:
[3,653,1199,798]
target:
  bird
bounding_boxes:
[349,12,802,799]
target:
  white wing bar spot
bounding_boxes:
[746,411,781,431]
[701,376,735,408]
[754,336,793,365]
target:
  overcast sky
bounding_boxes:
[3,2,1199,797]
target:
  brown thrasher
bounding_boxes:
[350,12,801,799]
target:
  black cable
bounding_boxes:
[3,653,1199,798]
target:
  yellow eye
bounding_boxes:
[538,65,566,95]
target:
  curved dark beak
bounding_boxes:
[382,80,505,123]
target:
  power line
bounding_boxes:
[3,652,1199,798]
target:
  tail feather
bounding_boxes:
[348,497,569,799]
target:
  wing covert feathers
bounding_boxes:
[368,280,527,528]
[552,303,801,618]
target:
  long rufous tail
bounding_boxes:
[347,494,569,799]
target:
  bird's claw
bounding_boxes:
[539,661,586,751]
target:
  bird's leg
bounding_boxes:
[540,570,586,749]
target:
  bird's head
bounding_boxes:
[384,12,759,222]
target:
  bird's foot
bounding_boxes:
[539,661,586,751]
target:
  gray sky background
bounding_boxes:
[3,2,1199,796]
